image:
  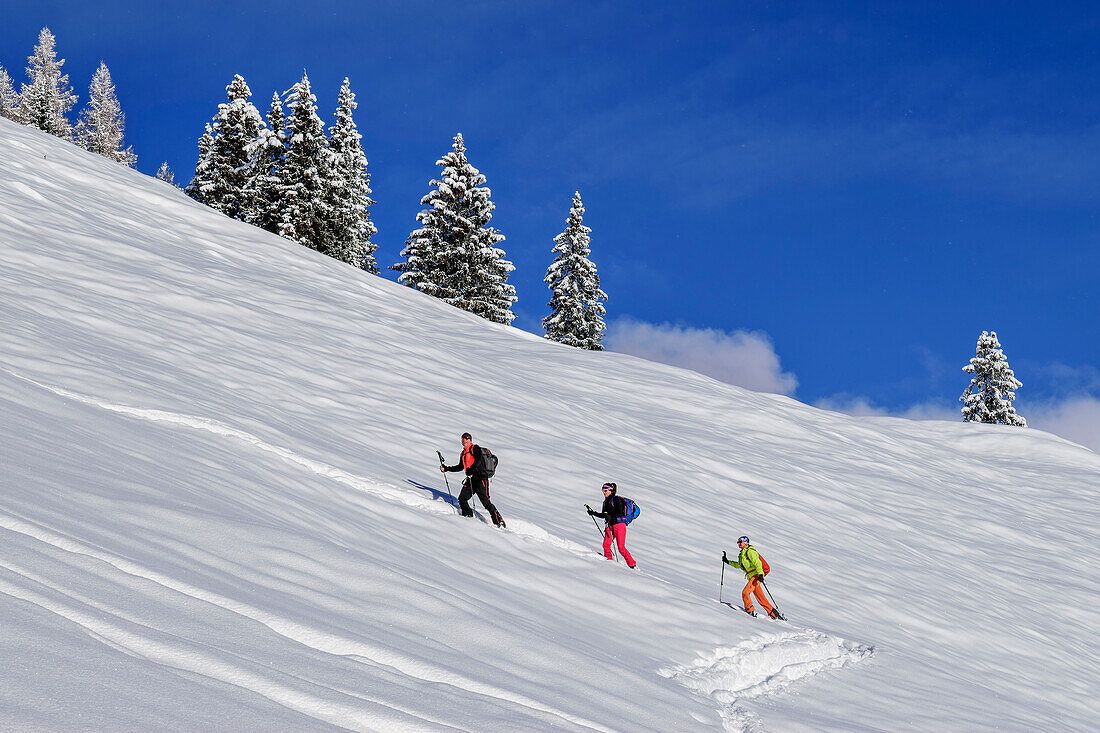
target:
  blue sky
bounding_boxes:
[3,1,1098,446]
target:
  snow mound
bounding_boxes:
[661,629,873,731]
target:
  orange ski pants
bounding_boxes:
[742,576,774,615]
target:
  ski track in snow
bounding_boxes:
[2,365,592,557]
[660,630,875,732]
[1,365,876,730]
[0,367,620,731]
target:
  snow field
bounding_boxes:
[1,118,1098,731]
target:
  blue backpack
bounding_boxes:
[620,496,640,525]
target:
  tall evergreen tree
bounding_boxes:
[156,161,177,187]
[185,123,216,204]
[195,75,264,219]
[960,330,1027,426]
[543,191,607,349]
[242,91,287,234]
[75,62,136,166]
[327,78,378,272]
[278,72,339,255]
[0,66,21,122]
[19,28,77,139]
[393,133,517,323]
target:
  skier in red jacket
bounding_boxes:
[441,432,505,527]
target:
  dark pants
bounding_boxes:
[459,476,503,525]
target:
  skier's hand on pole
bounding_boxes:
[722,551,728,563]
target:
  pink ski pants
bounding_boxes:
[603,523,636,568]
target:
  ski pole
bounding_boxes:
[437,451,457,513]
[584,505,618,561]
[761,578,784,619]
[719,553,726,604]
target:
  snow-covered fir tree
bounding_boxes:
[19,28,77,139]
[75,62,136,166]
[278,73,339,256]
[960,330,1027,426]
[543,191,607,349]
[0,66,21,122]
[242,91,287,234]
[156,161,177,187]
[185,124,216,204]
[393,133,517,324]
[327,78,378,272]
[190,75,265,220]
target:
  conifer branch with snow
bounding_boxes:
[242,91,287,234]
[960,330,1027,426]
[277,72,340,256]
[327,78,378,272]
[186,75,264,220]
[543,191,607,349]
[185,123,216,205]
[156,161,178,187]
[0,66,21,122]
[18,28,77,140]
[393,133,517,324]
[75,62,135,166]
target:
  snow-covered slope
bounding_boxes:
[1,118,1097,732]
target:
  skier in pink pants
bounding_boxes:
[587,482,637,568]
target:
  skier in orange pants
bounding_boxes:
[723,535,780,619]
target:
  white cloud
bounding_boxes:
[1022,396,1100,453]
[604,318,798,395]
[813,395,957,421]
[817,394,1099,454]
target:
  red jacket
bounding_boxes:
[445,445,478,476]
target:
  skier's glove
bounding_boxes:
[587,509,596,516]
[722,552,728,563]
[755,575,765,582]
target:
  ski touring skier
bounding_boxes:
[586,482,637,569]
[441,432,505,528]
[723,536,782,619]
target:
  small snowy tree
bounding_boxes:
[278,72,339,255]
[242,91,287,234]
[327,78,378,272]
[19,28,77,139]
[543,191,607,349]
[75,62,136,166]
[960,330,1027,426]
[393,133,516,323]
[156,161,177,187]
[0,66,21,122]
[185,123,216,204]
[197,75,265,219]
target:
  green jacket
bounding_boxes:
[726,545,765,579]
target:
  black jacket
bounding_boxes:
[591,494,626,526]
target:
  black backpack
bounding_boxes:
[473,445,498,478]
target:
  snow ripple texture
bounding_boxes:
[661,630,874,731]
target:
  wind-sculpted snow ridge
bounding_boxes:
[1,365,593,558]
[661,630,874,731]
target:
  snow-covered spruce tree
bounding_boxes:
[0,66,21,122]
[19,28,77,139]
[196,75,265,220]
[327,78,378,272]
[242,91,287,234]
[960,330,1027,426]
[543,191,607,349]
[156,161,177,187]
[393,133,517,324]
[75,62,136,166]
[278,72,339,256]
[185,123,216,204]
